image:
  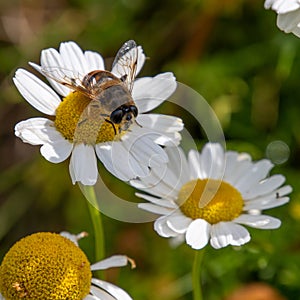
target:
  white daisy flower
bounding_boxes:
[265,0,300,37]
[14,41,183,185]
[133,143,292,249]
[0,232,134,300]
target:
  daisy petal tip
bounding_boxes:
[13,68,27,80]
[273,219,281,229]
[78,177,98,186]
[29,62,42,72]
[14,122,21,134]
[187,239,207,250]
[236,233,251,246]
[185,219,210,249]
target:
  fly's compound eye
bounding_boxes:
[130,105,138,117]
[110,109,124,124]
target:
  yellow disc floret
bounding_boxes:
[179,179,244,224]
[0,232,91,300]
[55,92,120,144]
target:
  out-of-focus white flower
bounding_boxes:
[265,0,300,37]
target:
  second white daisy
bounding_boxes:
[133,143,292,249]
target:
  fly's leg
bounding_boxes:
[99,113,117,135]
[104,119,117,135]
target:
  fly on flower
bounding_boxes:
[14,40,183,185]
[41,40,139,135]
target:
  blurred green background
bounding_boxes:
[1,0,300,299]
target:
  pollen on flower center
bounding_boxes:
[0,232,91,300]
[55,91,121,144]
[178,179,244,224]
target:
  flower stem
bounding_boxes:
[192,249,205,300]
[81,185,105,263]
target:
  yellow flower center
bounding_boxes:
[178,179,244,224]
[55,92,121,144]
[0,232,91,300]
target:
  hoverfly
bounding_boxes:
[41,40,140,135]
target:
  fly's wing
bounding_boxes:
[41,67,113,135]
[41,66,96,98]
[111,40,138,92]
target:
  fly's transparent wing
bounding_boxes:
[112,40,137,67]
[41,66,93,97]
[111,40,138,92]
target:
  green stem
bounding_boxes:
[192,249,205,300]
[81,185,105,263]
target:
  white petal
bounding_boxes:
[60,231,88,246]
[130,167,178,199]
[84,50,105,71]
[99,139,152,180]
[91,278,132,300]
[223,151,252,185]
[84,295,99,300]
[91,255,131,271]
[135,193,177,208]
[200,143,225,179]
[40,47,63,68]
[136,114,183,147]
[37,48,71,96]
[90,286,115,300]
[132,72,177,113]
[185,219,211,249]
[95,142,138,181]
[13,69,60,115]
[59,41,89,74]
[244,174,286,199]
[132,179,177,199]
[40,138,72,163]
[127,152,150,178]
[277,10,300,35]
[210,222,250,249]
[234,214,281,229]
[154,215,179,237]
[235,159,274,194]
[275,184,293,196]
[123,132,168,170]
[137,114,183,134]
[244,196,290,210]
[130,147,186,199]
[166,214,192,234]
[69,144,98,185]
[188,149,203,179]
[244,184,292,210]
[131,176,178,199]
[138,203,173,215]
[122,134,157,167]
[127,127,171,165]
[15,118,56,145]
[165,146,190,184]
[265,0,300,14]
